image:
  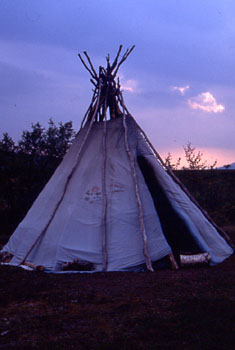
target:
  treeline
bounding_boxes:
[0,121,234,241]
[176,170,235,227]
[1,119,75,158]
[165,143,217,170]
[0,120,76,238]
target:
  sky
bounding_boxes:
[0,0,235,167]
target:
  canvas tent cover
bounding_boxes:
[1,47,233,272]
[2,116,233,271]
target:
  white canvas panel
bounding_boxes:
[105,118,171,270]
[142,154,233,264]
[3,126,91,264]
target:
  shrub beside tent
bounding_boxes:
[0,47,233,272]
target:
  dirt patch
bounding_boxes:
[0,228,234,349]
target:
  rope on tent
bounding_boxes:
[18,78,103,266]
[119,95,153,272]
[101,82,110,271]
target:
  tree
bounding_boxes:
[165,143,217,170]
[44,119,75,159]
[17,119,75,159]
[0,119,76,235]
[165,152,181,170]
[18,122,46,156]
[223,164,231,169]
[183,142,217,170]
[0,133,16,152]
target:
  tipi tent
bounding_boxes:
[1,46,233,272]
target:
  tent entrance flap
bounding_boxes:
[137,156,202,256]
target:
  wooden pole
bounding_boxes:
[101,81,110,271]
[113,45,135,78]
[83,51,98,79]
[23,261,45,272]
[168,253,179,270]
[110,45,123,72]
[80,87,98,129]
[120,93,153,272]
[78,53,97,80]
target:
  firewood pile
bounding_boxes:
[61,258,94,271]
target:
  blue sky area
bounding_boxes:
[0,0,235,166]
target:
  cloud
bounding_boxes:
[188,92,225,113]
[120,79,139,93]
[172,85,190,95]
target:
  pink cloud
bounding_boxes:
[188,92,225,113]
[121,79,138,93]
[172,85,190,95]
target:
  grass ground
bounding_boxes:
[0,227,234,349]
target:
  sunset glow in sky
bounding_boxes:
[0,1,235,167]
